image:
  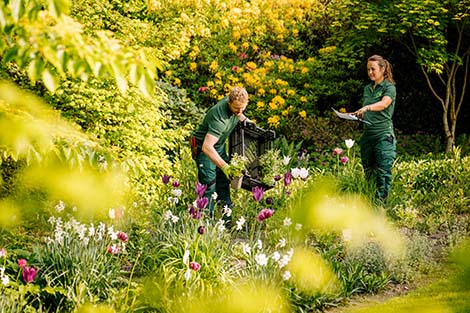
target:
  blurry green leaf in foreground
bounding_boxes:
[0,199,21,228]
[180,281,290,313]
[0,81,90,161]
[0,81,129,219]
[292,177,406,258]
[287,246,339,294]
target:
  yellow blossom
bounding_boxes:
[189,62,197,72]
[339,107,347,113]
[268,115,280,128]
[299,110,307,118]
[257,88,266,96]
[207,81,215,87]
[174,78,181,87]
[241,42,250,50]
[319,46,337,54]
[287,89,296,97]
[245,62,257,71]
[165,70,173,77]
[282,110,289,116]
[269,89,277,95]
[232,30,241,40]
[257,101,265,110]
[275,79,289,87]
[209,61,219,73]
[228,42,237,53]
[301,67,309,74]
[251,44,259,52]
[300,96,307,103]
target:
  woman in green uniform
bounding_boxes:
[354,55,396,204]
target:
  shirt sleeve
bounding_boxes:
[383,84,396,101]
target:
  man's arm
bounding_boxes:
[201,133,228,169]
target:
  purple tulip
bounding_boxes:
[196,197,209,209]
[195,182,207,198]
[252,186,264,202]
[22,266,38,283]
[265,197,274,205]
[274,174,282,181]
[284,172,293,186]
[162,174,171,185]
[172,180,180,188]
[189,205,202,219]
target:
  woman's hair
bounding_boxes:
[229,86,249,104]
[368,55,395,85]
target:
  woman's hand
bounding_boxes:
[354,105,370,118]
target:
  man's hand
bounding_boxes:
[222,164,236,178]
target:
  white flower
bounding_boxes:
[184,268,191,281]
[299,168,309,179]
[278,238,286,248]
[172,188,182,197]
[236,216,246,230]
[283,217,292,227]
[255,253,268,266]
[278,255,290,268]
[171,215,179,224]
[222,205,232,217]
[291,167,301,178]
[1,273,9,286]
[282,156,291,165]
[345,139,355,149]
[109,208,116,219]
[108,226,117,240]
[241,242,251,255]
[272,251,281,261]
[55,200,65,213]
[88,224,95,237]
[163,210,173,221]
[216,219,225,232]
[183,250,190,265]
[211,192,218,200]
[282,270,291,281]
[0,248,6,258]
[256,239,263,250]
[295,223,303,231]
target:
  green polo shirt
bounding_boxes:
[193,97,240,150]
[362,79,396,138]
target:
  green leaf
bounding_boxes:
[41,68,59,92]
[9,0,25,22]
[27,59,44,84]
[47,0,70,18]
[3,46,19,63]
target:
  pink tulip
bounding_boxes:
[189,261,201,271]
[257,208,274,222]
[22,266,38,283]
[340,156,349,164]
[117,231,129,243]
[18,259,27,268]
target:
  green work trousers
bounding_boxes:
[360,133,396,202]
[195,146,232,217]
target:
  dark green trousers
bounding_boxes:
[195,146,232,216]
[360,133,396,201]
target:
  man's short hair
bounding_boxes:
[229,86,248,104]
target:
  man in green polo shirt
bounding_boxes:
[192,86,250,218]
[354,55,397,205]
